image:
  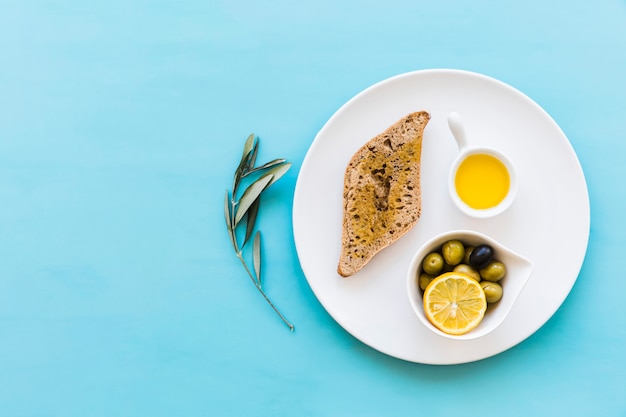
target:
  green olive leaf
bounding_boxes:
[234,174,273,226]
[224,190,232,229]
[265,162,291,187]
[224,190,238,252]
[253,231,262,285]
[246,140,259,172]
[241,133,255,160]
[233,134,257,194]
[243,158,286,177]
[243,197,260,247]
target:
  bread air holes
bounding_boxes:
[370,167,391,211]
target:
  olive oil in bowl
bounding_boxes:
[454,153,510,210]
[448,148,517,219]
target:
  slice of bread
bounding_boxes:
[338,111,430,277]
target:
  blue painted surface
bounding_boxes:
[1,1,625,415]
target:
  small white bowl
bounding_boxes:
[448,147,518,219]
[407,230,534,340]
[446,112,518,219]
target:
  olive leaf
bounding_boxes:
[234,173,274,226]
[224,190,232,231]
[224,190,238,252]
[236,163,291,227]
[243,158,286,177]
[246,140,259,172]
[253,231,262,285]
[241,133,255,159]
[224,133,294,331]
[265,162,291,187]
[243,197,260,247]
[233,134,257,195]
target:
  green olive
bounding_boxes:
[463,246,475,265]
[453,264,481,282]
[481,281,503,303]
[479,260,506,282]
[418,273,435,291]
[422,252,444,275]
[441,240,465,266]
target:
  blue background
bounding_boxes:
[1,1,625,416]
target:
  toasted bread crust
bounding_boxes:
[338,111,430,277]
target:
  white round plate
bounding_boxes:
[292,69,590,364]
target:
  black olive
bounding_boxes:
[469,244,494,269]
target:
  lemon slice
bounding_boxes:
[423,272,487,335]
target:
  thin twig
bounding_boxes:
[235,251,294,331]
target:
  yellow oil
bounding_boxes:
[455,154,510,210]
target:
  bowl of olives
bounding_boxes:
[406,230,534,340]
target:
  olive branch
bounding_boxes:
[223,134,294,331]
